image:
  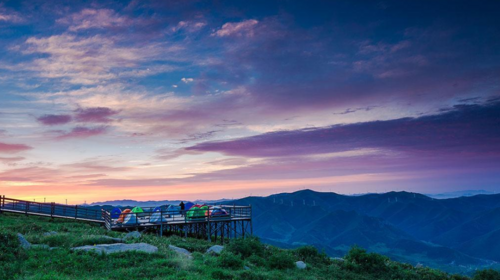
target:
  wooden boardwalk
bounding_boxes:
[0,195,252,244]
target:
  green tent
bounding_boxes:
[187,207,206,219]
[131,206,144,213]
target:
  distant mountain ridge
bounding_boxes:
[230,190,500,274]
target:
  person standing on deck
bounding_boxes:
[179,201,185,216]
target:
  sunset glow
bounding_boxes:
[0,1,499,204]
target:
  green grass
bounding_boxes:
[1,213,499,280]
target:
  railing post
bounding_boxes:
[26,201,30,215]
[75,205,78,219]
[207,209,211,242]
[51,202,54,218]
[160,209,163,237]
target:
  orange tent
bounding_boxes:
[117,209,131,223]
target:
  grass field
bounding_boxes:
[1,212,499,280]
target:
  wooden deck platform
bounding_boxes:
[0,195,252,244]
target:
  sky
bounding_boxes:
[0,0,499,204]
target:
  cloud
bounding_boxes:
[74,107,119,123]
[57,9,129,31]
[213,19,259,37]
[21,34,180,85]
[0,156,24,165]
[181,77,194,83]
[171,20,207,33]
[37,114,72,125]
[187,101,500,158]
[56,126,107,139]
[0,142,32,154]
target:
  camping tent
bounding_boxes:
[187,206,206,220]
[150,211,167,223]
[210,206,228,217]
[131,206,146,218]
[184,202,195,210]
[200,205,209,216]
[117,209,131,223]
[110,207,122,219]
[123,211,137,225]
[167,204,181,215]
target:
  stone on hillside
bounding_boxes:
[124,231,141,240]
[72,243,158,254]
[415,263,423,268]
[206,245,224,255]
[43,231,58,236]
[169,245,192,258]
[333,257,344,262]
[295,261,307,270]
[17,233,31,249]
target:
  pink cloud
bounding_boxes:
[0,142,32,154]
[75,107,119,123]
[58,9,128,31]
[37,114,72,125]
[213,19,259,37]
[56,126,107,139]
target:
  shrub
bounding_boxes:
[226,237,265,259]
[474,269,500,280]
[239,270,266,280]
[267,250,295,270]
[293,246,331,266]
[247,254,266,267]
[344,246,388,274]
[217,252,244,269]
[0,231,26,280]
[211,269,234,280]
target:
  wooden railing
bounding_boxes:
[0,195,103,222]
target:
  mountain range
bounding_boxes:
[230,190,500,274]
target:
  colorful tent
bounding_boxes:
[184,202,195,210]
[117,209,131,223]
[131,206,144,213]
[200,205,209,216]
[123,211,137,225]
[153,206,162,212]
[210,206,228,216]
[167,204,181,215]
[110,207,122,219]
[187,206,206,220]
[150,211,167,223]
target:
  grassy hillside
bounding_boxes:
[1,213,499,280]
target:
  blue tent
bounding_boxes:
[167,204,181,215]
[110,207,122,219]
[153,206,162,212]
[184,202,195,210]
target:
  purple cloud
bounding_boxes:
[37,114,72,126]
[187,101,500,158]
[74,107,119,123]
[0,142,32,154]
[56,126,107,139]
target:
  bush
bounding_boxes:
[238,270,266,280]
[217,252,244,269]
[226,237,265,259]
[293,246,331,266]
[344,246,389,274]
[247,254,266,267]
[0,231,26,280]
[474,269,500,280]
[211,269,234,280]
[267,250,295,270]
